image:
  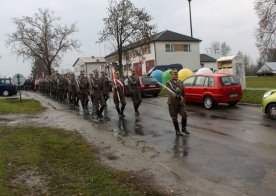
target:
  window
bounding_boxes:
[221,76,240,86]
[147,46,151,54]
[194,76,206,86]
[204,77,215,86]
[183,76,195,86]
[183,44,191,52]
[166,44,191,52]
[165,44,174,52]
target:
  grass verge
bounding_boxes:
[246,76,276,89]
[240,90,266,105]
[0,99,45,115]
[0,126,164,195]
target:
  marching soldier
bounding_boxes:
[100,70,110,103]
[90,69,106,119]
[127,67,142,115]
[78,72,89,111]
[166,70,190,136]
[113,71,126,117]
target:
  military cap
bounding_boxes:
[170,69,178,75]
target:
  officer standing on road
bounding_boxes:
[166,70,190,136]
[113,71,126,117]
[127,67,142,115]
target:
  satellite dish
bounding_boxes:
[12,73,26,86]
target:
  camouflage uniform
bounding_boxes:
[166,70,189,136]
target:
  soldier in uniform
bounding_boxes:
[90,69,106,119]
[127,67,142,115]
[113,71,126,117]
[166,70,190,136]
[78,72,89,111]
[100,70,110,102]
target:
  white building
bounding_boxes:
[256,62,276,76]
[73,56,106,76]
[105,30,202,76]
[217,55,246,89]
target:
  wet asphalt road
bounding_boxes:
[93,95,276,195]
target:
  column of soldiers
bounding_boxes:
[38,68,189,136]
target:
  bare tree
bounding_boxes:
[98,0,156,73]
[31,58,49,79]
[6,8,80,75]
[255,0,276,50]
[205,41,231,56]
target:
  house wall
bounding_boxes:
[74,62,105,76]
[105,41,201,75]
[155,41,200,71]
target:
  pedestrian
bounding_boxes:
[166,70,190,136]
[113,71,126,117]
[127,67,142,115]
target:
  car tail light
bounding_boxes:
[141,84,145,88]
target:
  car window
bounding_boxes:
[221,76,240,86]
[4,79,10,84]
[141,77,157,83]
[183,76,195,86]
[204,77,215,87]
[194,76,206,86]
[0,79,10,85]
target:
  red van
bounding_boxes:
[183,73,243,109]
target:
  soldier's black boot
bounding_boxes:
[173,121,183,136]
[133,103,139,115]
[98,105,105,119]
[181,118,190,135]
[121,104,126,117]
[116,106,122,117]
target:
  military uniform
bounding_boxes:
[90,69,106,118]
[166,70,189,136]
[127,68,142,115]
[78,74,89,110]
[100,71,110,102]
[113,72,126,117]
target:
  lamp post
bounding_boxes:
[188,0,193,38]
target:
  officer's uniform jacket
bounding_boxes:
[166,79,185,105]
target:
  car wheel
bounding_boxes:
[3,90,9,96]
[203,96,215,109]
[229,101,238,106]
[267,103,276,120]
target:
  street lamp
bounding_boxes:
[188,0,193,37]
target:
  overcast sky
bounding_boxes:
[0,0,259,77]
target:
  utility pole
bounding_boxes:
[188,0,193,37]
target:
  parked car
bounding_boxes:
[262,89,276,119]
[0,77,17,96]
[183,73,243,109]
[146,64,183,76]
[124,76,161,97]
